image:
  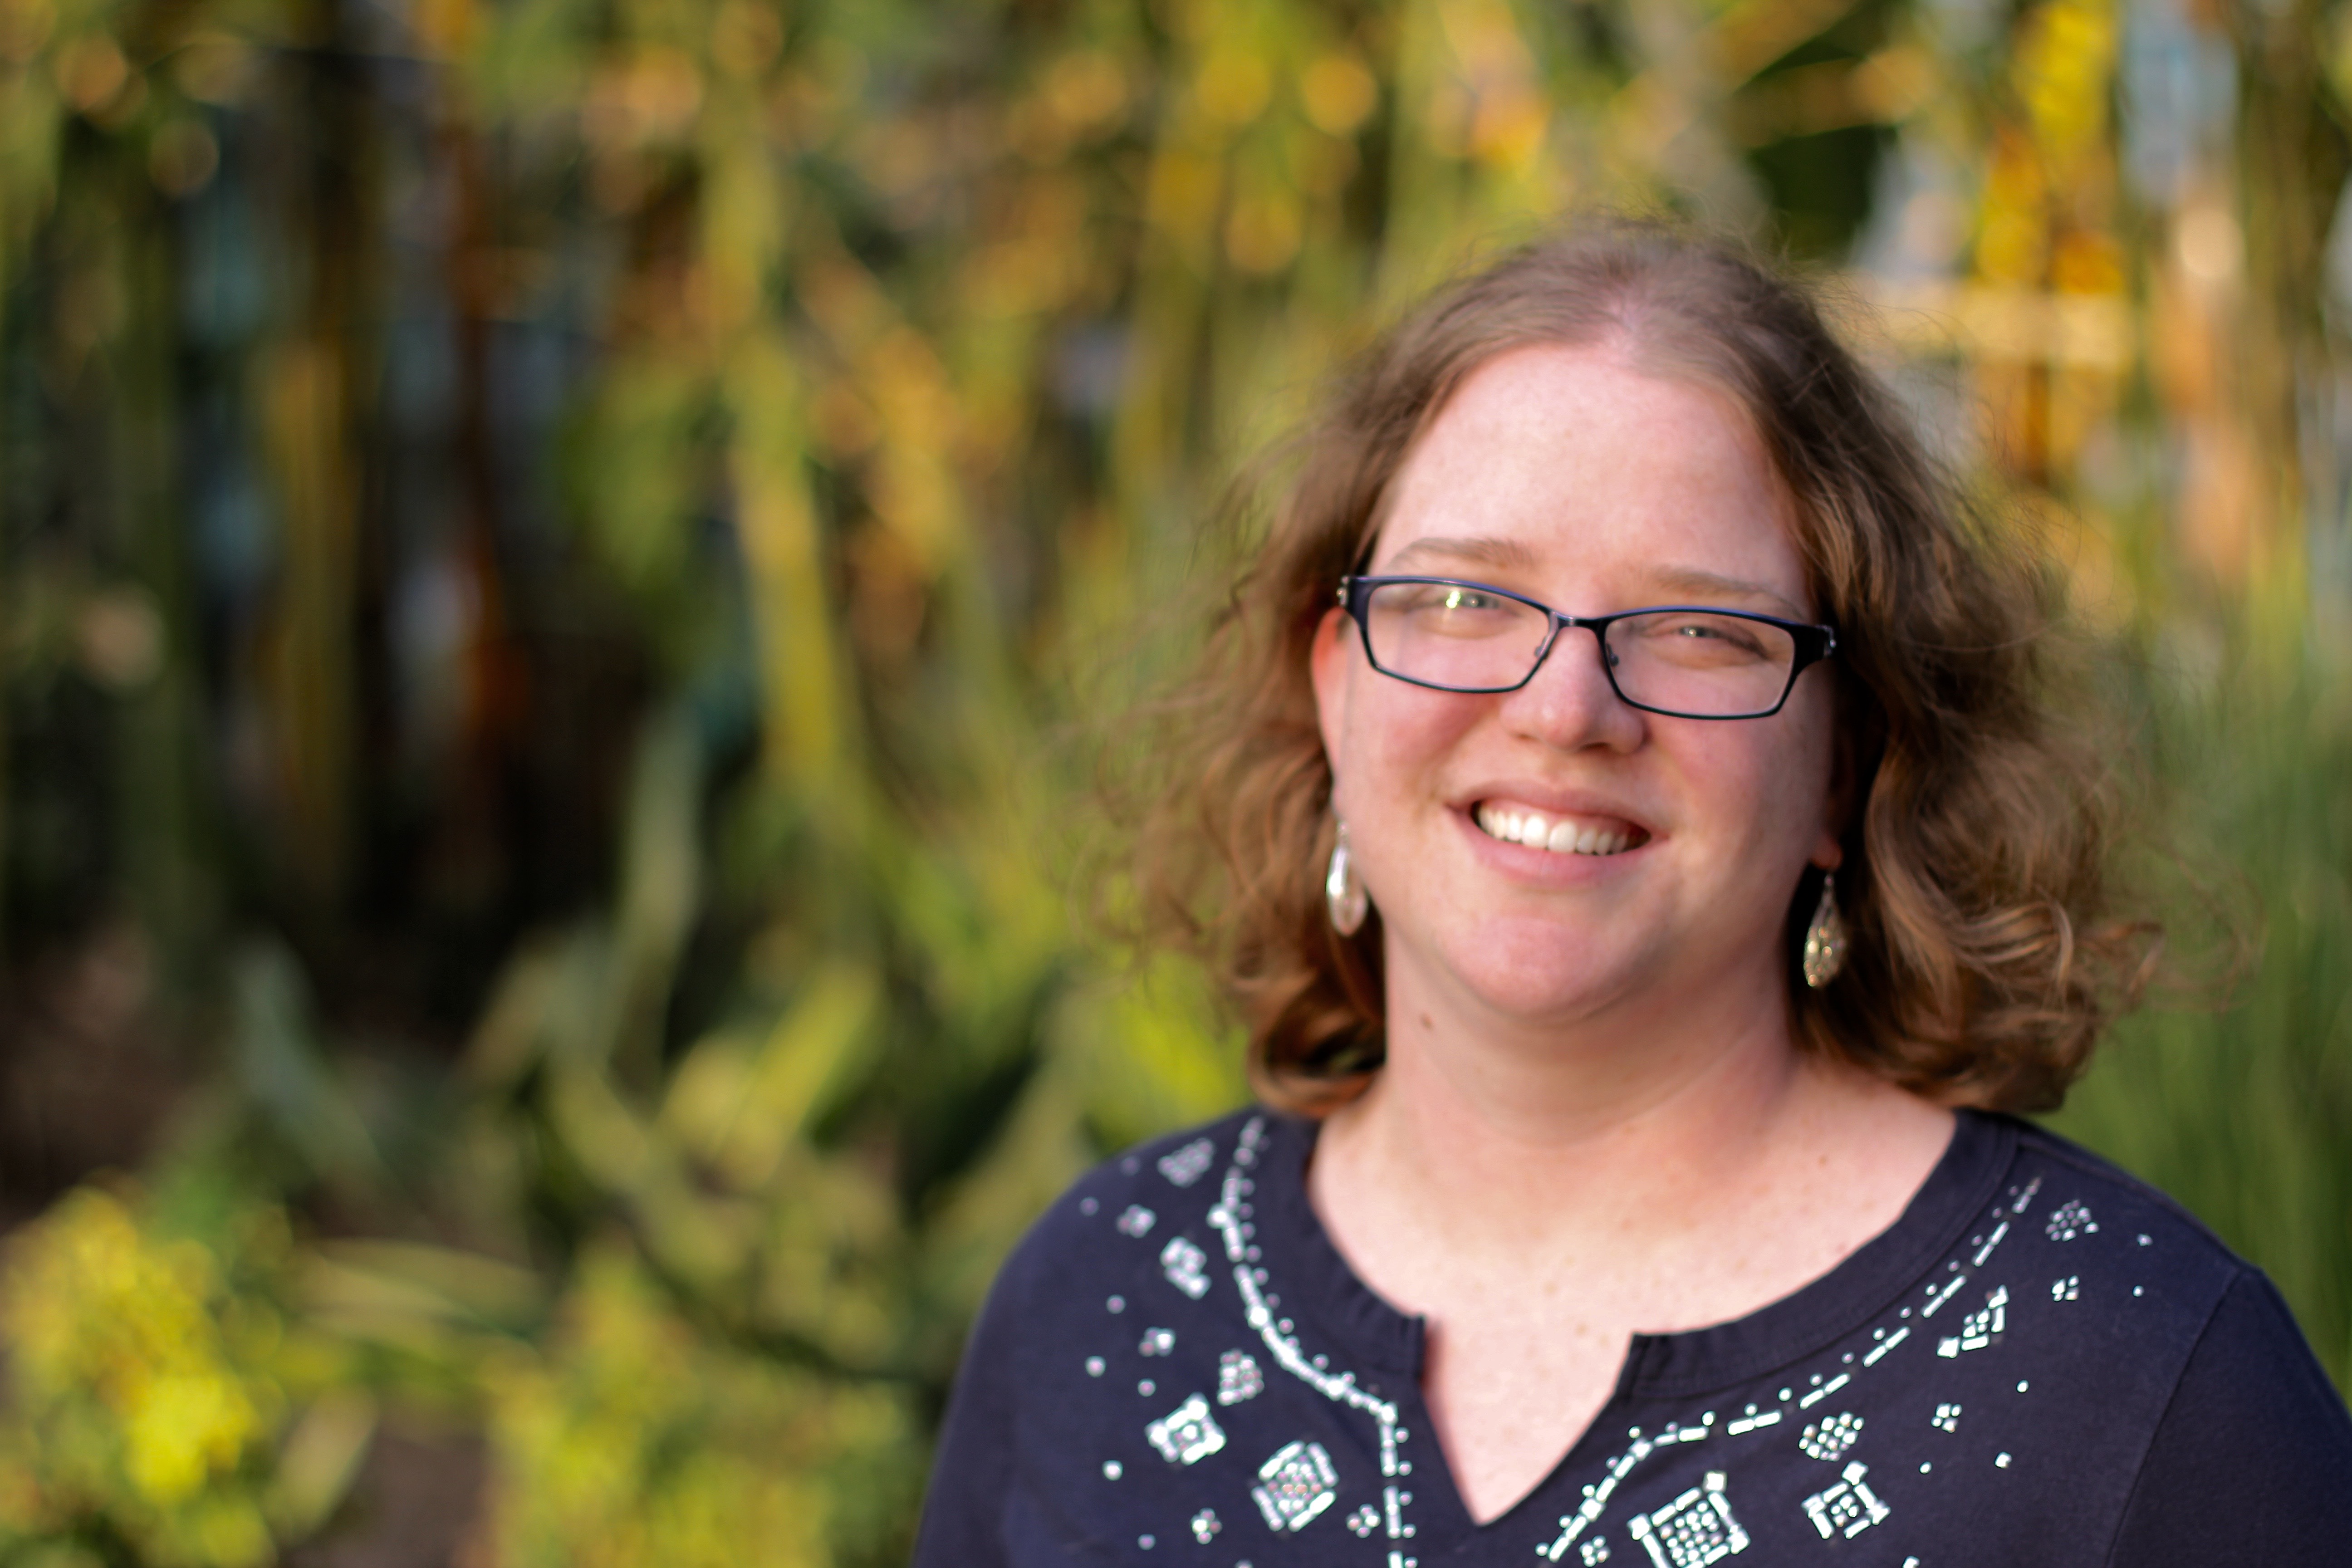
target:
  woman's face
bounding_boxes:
[1309,341,1842,1034]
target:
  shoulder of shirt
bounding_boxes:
[989,1106,1276,1291]
[1996,1112,2255,1289]
[1035,1106,1271,1231]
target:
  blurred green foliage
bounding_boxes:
[0,1181,338,1566]
[2052,662,2352,1382]
[473,1244,915,1568]
[1,0,2350,1559]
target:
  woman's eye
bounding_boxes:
[1672,620,1761,651]
[1620,612,1779,662]
[1395,585,1499,612]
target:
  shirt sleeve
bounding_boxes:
[911,1229,1042,1568]
[2105,1268,2352,1566]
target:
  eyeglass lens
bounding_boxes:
[1359,580,1800,716]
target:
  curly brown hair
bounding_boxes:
[1136,217,2156,1117]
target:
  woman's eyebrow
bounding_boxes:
[1645,566,1808,619]
[1380,548,1810,618]
[1382,535,1539,571]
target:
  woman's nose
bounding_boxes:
[1499,625,1646,752]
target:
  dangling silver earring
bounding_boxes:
[1326,822,1368,936]
[1802,870,1847,989]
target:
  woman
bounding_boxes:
[912,223,2352,1564]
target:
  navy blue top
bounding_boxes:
[914,1109,2352,1566]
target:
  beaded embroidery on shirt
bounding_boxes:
[1088,1117,1426,1565]
[1208,1118,1425,1564]
[1530,1163,2152,1566]
[1068,1117,2182,1567]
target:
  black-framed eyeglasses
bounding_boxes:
[1337,575,1837,720]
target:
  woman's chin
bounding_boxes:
[1418,925,1661,1028]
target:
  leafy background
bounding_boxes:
[1,0,2348,1561]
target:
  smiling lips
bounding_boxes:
[1472,801,1647,857]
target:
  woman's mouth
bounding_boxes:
[1472,801,1649,857]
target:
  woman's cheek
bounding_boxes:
[1371,683,1487,768]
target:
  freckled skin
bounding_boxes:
[1306,343,1953,1525]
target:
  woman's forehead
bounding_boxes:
[1368,343,1810,606]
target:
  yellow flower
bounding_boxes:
[0,1186,285,1567]
[124,1370,261,1504]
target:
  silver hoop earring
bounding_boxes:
[1802,870,1847,989]
[1326,822,1368,937]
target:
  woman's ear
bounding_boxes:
[1812,742,1849,871]
[1309,606,1349,793]
[1814,704,1874,872]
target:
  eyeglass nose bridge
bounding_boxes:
[1520,611,1627,701]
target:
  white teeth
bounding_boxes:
[1476,804,1639,857]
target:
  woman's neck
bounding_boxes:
[1313,954,1952,1270]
